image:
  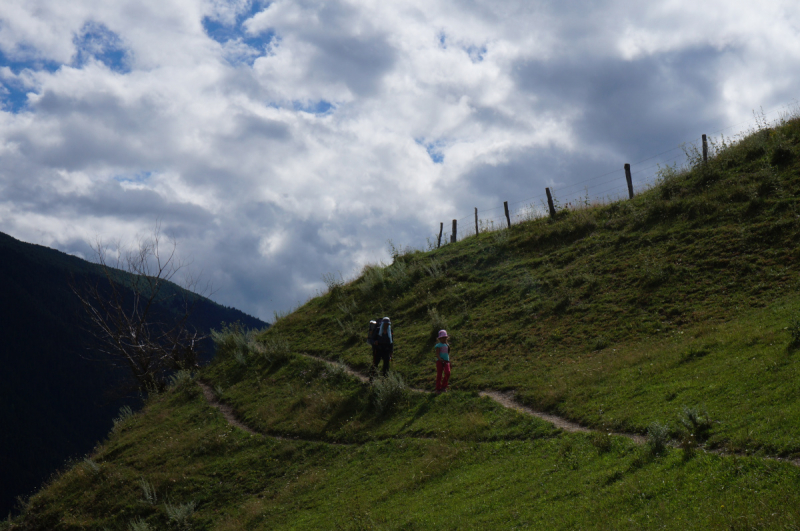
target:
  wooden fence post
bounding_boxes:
[474,207,479,236]
[504,201,511,228]
[437,222,443,248]
[702,134,708,162]
[545,188,556,219]
[451,219,457,243]
[624,163,634,199]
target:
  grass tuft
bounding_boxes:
[679,406,713,442]
[212,322,271,365]
[127,518,151,531]
[371,371,407,414]
[422,259,444,278]
[322,271,345,294]
[168,370,193,388]
[427,307,447,333]
[164,499,196,529]
[82,458,100,475]
[138,477,157,506]
[112,405,134,431]
[646,422,670,455]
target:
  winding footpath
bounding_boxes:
[199,353,799,467]
[198,381,260,437]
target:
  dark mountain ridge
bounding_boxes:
[0,231,266,515]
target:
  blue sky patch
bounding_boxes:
[0,74,31,113]
[0,47,61,75]
[416,138,445,164]
[113,171,153,185]
[0,48,61,113]
[202,1,275,66]
[293,100,333,114]
[73,22,131,73]
[465,45,487,63]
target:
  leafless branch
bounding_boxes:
[71,225,209,392]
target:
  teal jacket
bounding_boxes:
[435,343,450,362]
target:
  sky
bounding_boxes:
[0,0,798,321]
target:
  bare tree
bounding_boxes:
[71,225,209,392]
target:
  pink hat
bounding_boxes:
[438,330,448,338]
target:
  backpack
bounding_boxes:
[375,318,392,346]
[367,320,379,345]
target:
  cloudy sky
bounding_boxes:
[0,0,798,321]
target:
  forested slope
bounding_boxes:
[0,232,266,516]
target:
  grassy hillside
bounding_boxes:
[274,117,800,455]
[8,116,800,529]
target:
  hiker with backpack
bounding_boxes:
[368,317,393,380]
[434,330,451,393]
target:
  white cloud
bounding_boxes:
[0,0,799,320]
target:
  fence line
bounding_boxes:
[434,99,798,247]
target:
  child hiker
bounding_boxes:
[434,330,451,393]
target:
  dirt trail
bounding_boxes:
[305,353,431,393]
[197,380,261,437]
[303,354,645,440]
[197,379,356,445]
[198,355,798,466]
[478,391,590,434]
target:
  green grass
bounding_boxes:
[203,348,558,444]
[11,117,800,529]
[268,116,800,455]
[11,370,800,530]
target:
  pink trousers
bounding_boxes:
[436,360,451,391]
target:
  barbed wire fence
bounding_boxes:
[428,100,799,247]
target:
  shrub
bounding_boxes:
[164,500,196,529]
[212,323,270,365]
[428,307,447,333]
[82,458,100,475]
[138,477,157,505]
[359,264,386,294]
[386,260,410,287]
[679,406,712,442]
[321,271,345,293]
[263,336,291,364]
[168,370,193,388]
[422,259,445,278]
[646,422,670,455]
[371,371,407,414]
[325,360,351,382]
[233,349,247,366]
[112,405,134,431]
[128,518,151,531]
